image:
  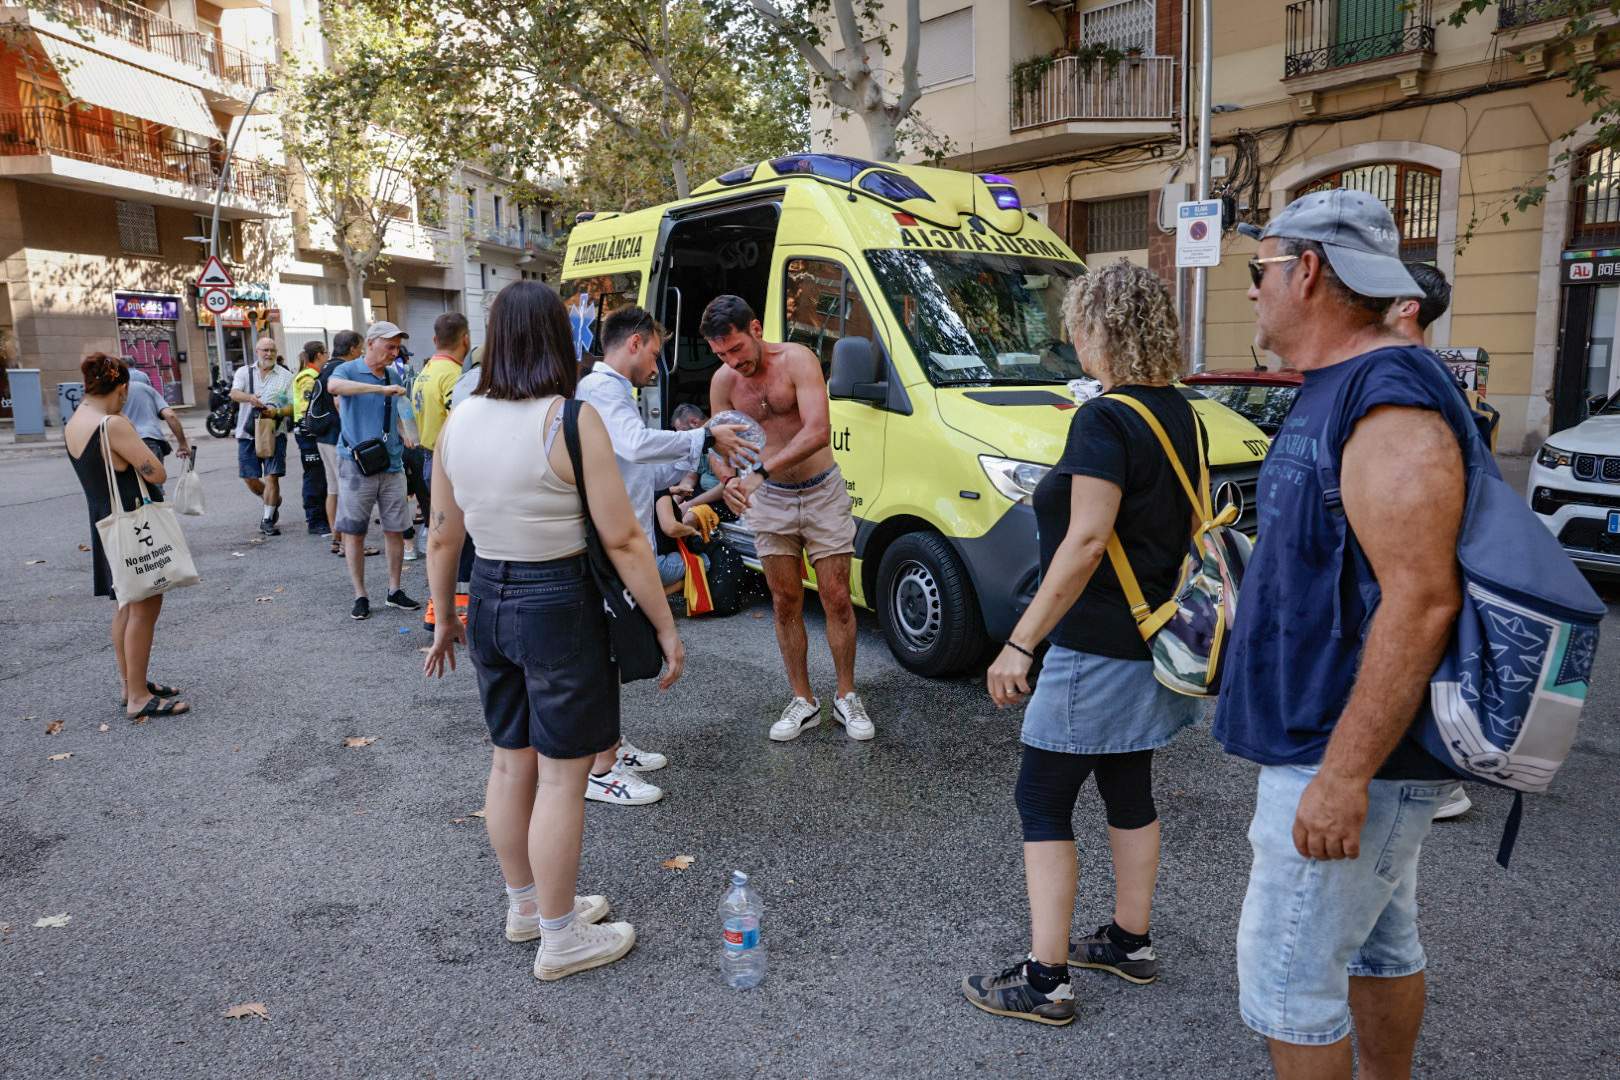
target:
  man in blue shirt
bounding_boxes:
[328,321,420,621]
[1217,191,1469,1080]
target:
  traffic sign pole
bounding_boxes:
[1190,0,1213,373]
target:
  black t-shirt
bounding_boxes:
[1033,385,1201,660]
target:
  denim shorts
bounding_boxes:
[237,434,287,478]
[1021,645,1201,754]
[1236,764,1459,1045]
[656,550,708,587]
[467,555,618,759]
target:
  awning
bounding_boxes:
[38,35,220,140]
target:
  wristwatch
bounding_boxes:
[756,465,770,482]
[701,429,715,454]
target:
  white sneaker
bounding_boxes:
[1433,787,1472,820]
[617,740,667,773]
[533,918,636,981]
[585,766,664,806]
[832,691,876,741]
[401,539,419,562]
[506,894,610,942]
[770,696,821,742]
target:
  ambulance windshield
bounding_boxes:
[865,250,1084,386]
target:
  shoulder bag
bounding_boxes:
[95,418,201,604]
[561,398,664,684]
[348,370,393,476]
[250,368,278,459]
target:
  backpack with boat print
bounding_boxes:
[1102,393,1253,698]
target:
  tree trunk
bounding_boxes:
[861,110,900,162]
[671,156,691,199]
[346,260,368,331]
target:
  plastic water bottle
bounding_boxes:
[719,870,766,989]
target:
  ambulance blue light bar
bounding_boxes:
[979,174,1021,211]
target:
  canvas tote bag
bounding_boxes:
[95,418,201,604]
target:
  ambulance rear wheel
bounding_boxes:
[876,532,989,677]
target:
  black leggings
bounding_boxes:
[1014,745,1157,842]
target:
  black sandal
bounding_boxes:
[118,682,181,707]
[128,697,190,720]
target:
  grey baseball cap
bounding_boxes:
[364,320,408,342]
[1236,188,1419,298]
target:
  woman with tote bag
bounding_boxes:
[65,354,193,721]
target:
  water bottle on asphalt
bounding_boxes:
[719,870,766,989]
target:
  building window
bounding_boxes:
[493,194,503,229]
[1086,194,1149,253]
[117,201,160,255]
[1082,0,1156,54]
[540,208,553,234]
[918,8,973,89]
[1298,162,1440,261]
[1571,144,1620,247]
[479,263,488,291]
[465,188,478,226]
[368,287,390,324]
[193,215,239,261]
[313,280,351,308]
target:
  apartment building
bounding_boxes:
[0,0,283,412]
[821,0,1620,451]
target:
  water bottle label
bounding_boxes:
[723,924,758,951]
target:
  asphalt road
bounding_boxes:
[2,446,1617,1080]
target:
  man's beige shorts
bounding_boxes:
[744,465,857,563]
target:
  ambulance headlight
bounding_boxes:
[980,455,1050,504]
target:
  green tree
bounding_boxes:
[278,7,469,327]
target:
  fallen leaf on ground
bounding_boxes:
[47,752,72,761]
[44,720,63,736]
[24,559,45,566]
[222,1002,269,1021]
[468,808,487,819]
[342,736,378,748]
[449,817,467,824]
[98,723,110,733]
[751,612,764,619]
[130,715,148,725]
[78,543,91,552]
[660,855,695,871]
[0,922,12,933]
[33,913,70,928]
[232,552,245,558]
[255,596,273,603]
[273,586,285,593]
[418,647,432,654]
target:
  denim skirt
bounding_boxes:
[1020,645,1201,755]
[467,554,619,759]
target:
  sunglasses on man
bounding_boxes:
[1247,254,1299,288]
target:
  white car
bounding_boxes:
[1528,391,1620,575]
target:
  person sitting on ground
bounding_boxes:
[962,261,1205,1027]
[65,353,189,720]
[654,492,708,597]
[422,279,684,983]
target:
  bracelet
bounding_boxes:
[1005,640,1036,659]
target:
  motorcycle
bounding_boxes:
[205,377,235,439]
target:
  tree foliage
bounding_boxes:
[278,6,470,327]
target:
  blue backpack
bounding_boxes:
[1319,351,1605,867]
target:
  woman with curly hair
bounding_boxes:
[962,260,1202,1026]
[65,353,189,720]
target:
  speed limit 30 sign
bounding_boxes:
[202,288,232,315]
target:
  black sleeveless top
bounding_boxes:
[68,423,144,598]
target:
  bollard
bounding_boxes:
[8,368,45,442]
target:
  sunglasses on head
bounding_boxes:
[1247,254,1299,288]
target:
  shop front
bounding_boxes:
[115,293,188,405]
[1553,251,1620,433]
[196,284,280,379]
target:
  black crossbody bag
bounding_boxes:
[349,371,392,476]
[561,398,663,684]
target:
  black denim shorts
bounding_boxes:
[467,555,619,758]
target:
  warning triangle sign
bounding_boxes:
[197,255,234,290]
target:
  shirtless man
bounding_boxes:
[703,294,875,743]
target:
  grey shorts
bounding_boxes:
[334,457,409,535]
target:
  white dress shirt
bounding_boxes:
[576,365,704,548]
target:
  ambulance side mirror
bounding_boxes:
[829,337,886,403]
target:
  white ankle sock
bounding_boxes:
[539,909,575,933]
[505,882,537,917]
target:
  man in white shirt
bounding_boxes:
[574,305,751,806]
[228,335,295,536]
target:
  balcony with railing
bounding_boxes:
[1009,54,1177,133]
[1498,0,1575,30]
[1283,0,1434,94]
[26,0,273,97]
[0,105,286,210]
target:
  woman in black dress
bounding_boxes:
[66,354,190,720]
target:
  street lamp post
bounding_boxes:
[208,84,275,384]
[1190,0,1213,373]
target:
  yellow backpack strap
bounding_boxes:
[1105,533,1180,640]
[1104,392,1212,520]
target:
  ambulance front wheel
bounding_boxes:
[876,532,990,678]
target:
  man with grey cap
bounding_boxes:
[1216,188,1473,1079]
[328,321,421,621]
[123,368,190,480]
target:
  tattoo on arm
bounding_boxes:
[431,510,446,533]
[138,462,158,479]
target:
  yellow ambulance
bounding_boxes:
[562,154,1269,676]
